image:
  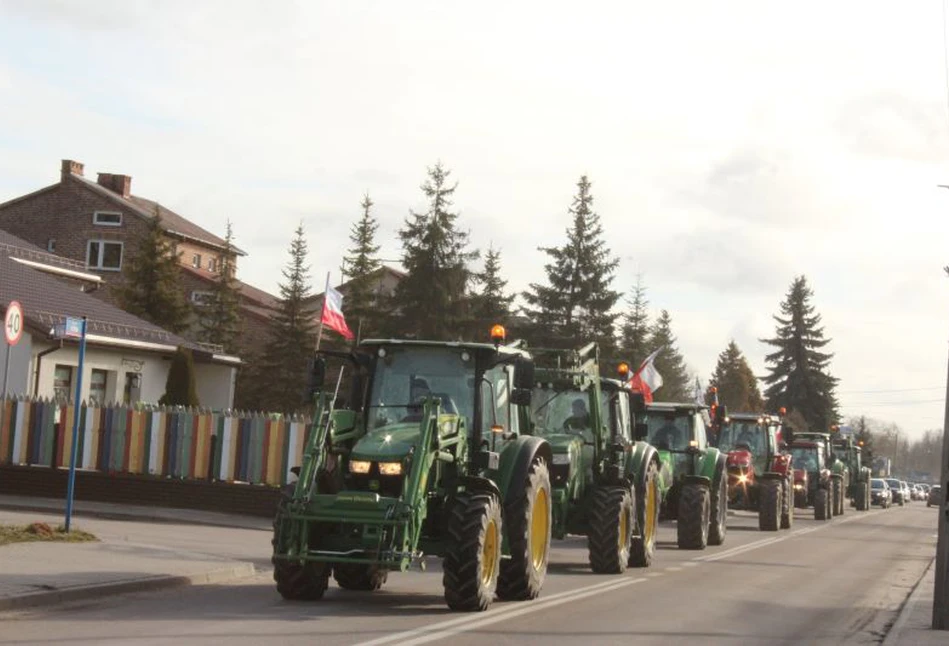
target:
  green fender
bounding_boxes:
[697,447,725,484]
[491,435,553,506]
[627,441,660,485]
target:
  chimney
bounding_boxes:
[97,172,132,198]
[60,159,84,180]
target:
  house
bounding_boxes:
[0,159,280,358]
[0,230,239,408]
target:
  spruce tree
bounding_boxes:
[468,245,515,338]
[340,193,381,340]
[258,224,317,412]
[116,206,191,334]
[392,162,478,340]
[761,275,839,432]
[707,340,764,412]
[522,175,620,351]
[159,347,200,406]
[619,275,650,368]
[200,221,242,353]
[646,310,691,402]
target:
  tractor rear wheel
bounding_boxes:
[855,481,869,511]
[677,483,710,550]
[832,479,844,516]
[588,486,634,573]
[758,480,780,532]
[815,488,830,521]
[781,479,794,529]
[333,564,388,591]
[708,468,727,546]
[498,459,552,600]
[443,492,503,611]
[630,460,660,567]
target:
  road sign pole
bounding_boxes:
[1,343,10,398]
[64,317,87,533]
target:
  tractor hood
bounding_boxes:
[350,423,421,461]
[727,449,753,468]
[544,433,584,460]
[794,468,808,484]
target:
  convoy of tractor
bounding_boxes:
[270,326,893,612]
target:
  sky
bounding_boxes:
[1,0,948,439]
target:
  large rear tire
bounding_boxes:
[498,459,552,600]
[630,460,660,567]
[855,481,869,511]
[333,564,387,591]
[588,486,634,573]
[781,479,794,529]
[815,488,830,521]
[443,492,503,612]
[677,483,710,550]
[758,480,780,532]
[832,478,844,516]
[708,468,727,546]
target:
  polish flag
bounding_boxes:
[321,286,354,340]
[630,347,664,403]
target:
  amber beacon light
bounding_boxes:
[490,324,506,345]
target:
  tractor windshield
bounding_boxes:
[718,421,766,455]
[641,413,691,451]
[366,346,476,431]
[531,387,595,443]
[790,445,822,472]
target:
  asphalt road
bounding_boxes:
[0,503,937,645]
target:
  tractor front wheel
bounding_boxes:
[781,479,794,529]
[758,480,780,532]
[677,483,710,550]
[443,492,503,612]
[815,488,830,521]
[708,469,727,546]
[855,481,868,511]
[274,559,330,600]
[498,459,552,600]
[630,460,660,567]
[333,564,387,591]
[588,486,633,573]
[832,479,844,516]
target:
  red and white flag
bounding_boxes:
[630,347,663,403]
[321,286,354,340]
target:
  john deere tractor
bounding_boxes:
[715,412,795,532]
[636,402,728,550]
[794,431,849,517]
[832,434,871,511]
[271,327,553,611]
[526,344,662,571]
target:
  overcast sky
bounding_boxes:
[1,0,948,439]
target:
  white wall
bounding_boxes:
[0,330,32,397]
[194,361,236,409]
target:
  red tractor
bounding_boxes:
[789,435,834,521]
[715,411,795,532]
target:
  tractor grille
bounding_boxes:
[347,466,405,499]
[551,464,570,487]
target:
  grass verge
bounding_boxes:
[0,522,98,546]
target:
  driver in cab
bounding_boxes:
[563,398,591,437]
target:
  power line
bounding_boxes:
[839,399,945,407]
[838,386,944,394]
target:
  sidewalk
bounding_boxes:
[883,558,946,645]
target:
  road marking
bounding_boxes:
[682,561,699,567]
[356,577,649,646]
[645,572,664,577]
[664,566,682,572]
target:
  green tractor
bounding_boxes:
[832,434,871,511]
[271,328,554,611]
[793,431,849,517]
[636,401,729,550]
[526,344,662,570]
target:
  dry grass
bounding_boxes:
[0,522,98,546]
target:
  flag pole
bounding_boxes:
[315,271,330,352]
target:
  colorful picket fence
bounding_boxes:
[0,397,313,487]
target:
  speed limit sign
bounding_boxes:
[4,301,23,346]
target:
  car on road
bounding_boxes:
[928,485,943,508]
[885,478,905,506]
[871,479,892,508]
[901,481,912,503]
[912,484,925,501]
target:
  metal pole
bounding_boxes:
[935,314,949,628]
[64,317,87,533]
[315,272,330,352]
[1,342,10,398]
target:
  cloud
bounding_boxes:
[837,92,947,163]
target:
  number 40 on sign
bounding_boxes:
[4,301,23,346]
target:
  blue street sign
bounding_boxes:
[64,317,83,339]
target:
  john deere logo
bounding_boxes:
[336,492,380,504]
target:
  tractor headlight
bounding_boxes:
[552,453,572,465]
[349,460,371,474]
[794,483,804,491]
[378,461,403,476]
[738,474,749,484]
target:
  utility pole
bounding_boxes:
[933,261,949,629]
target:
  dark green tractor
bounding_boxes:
[794,431,849,517]
[527,343,662,571]
[832,434,871,511]
[637,402,729,550]
[271,330,553,611]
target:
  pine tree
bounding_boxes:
[468,245,515,338]
[340,193,382,340]
[258,224,317,412]
[619,275,650,368]
[522,175,620,351]
[200,221,242,353]
[646,310,691,402]
[116,206,191,334]
[761,275,839,432]
[707,340,764,412]
[159,347,200,406]
[392,162,478,340]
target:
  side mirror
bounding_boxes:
[513,356,535,390]
[634,422,649,441]
[511,388,532,407]
[307,356,326,397]
[629,391,646,415]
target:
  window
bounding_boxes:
[47,239,56,252]
[93,211,122,226]
[53,365,73,401]
[207,257,217,272]
[190,290,214,306]
[89,369,108,404]
[87,240,123,271]
[192,253,202,268]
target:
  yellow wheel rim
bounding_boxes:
[644,479,657,548]
[482,518,499,586]
[619,502,629,552]
[530,487,550,570]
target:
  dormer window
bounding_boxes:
[192,253,202,269]
[93,211,122,226]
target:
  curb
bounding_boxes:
[0,562,256,612]
[0,501,271,532]
[881,557,935,646]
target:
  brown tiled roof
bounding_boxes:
[237,280,280,310]
[0,229,88,273]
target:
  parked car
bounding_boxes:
[913,484,925,501]
[871,479,892,508]
[928,485,943,508]
[885,478,905,505]
[901,481,912,503]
